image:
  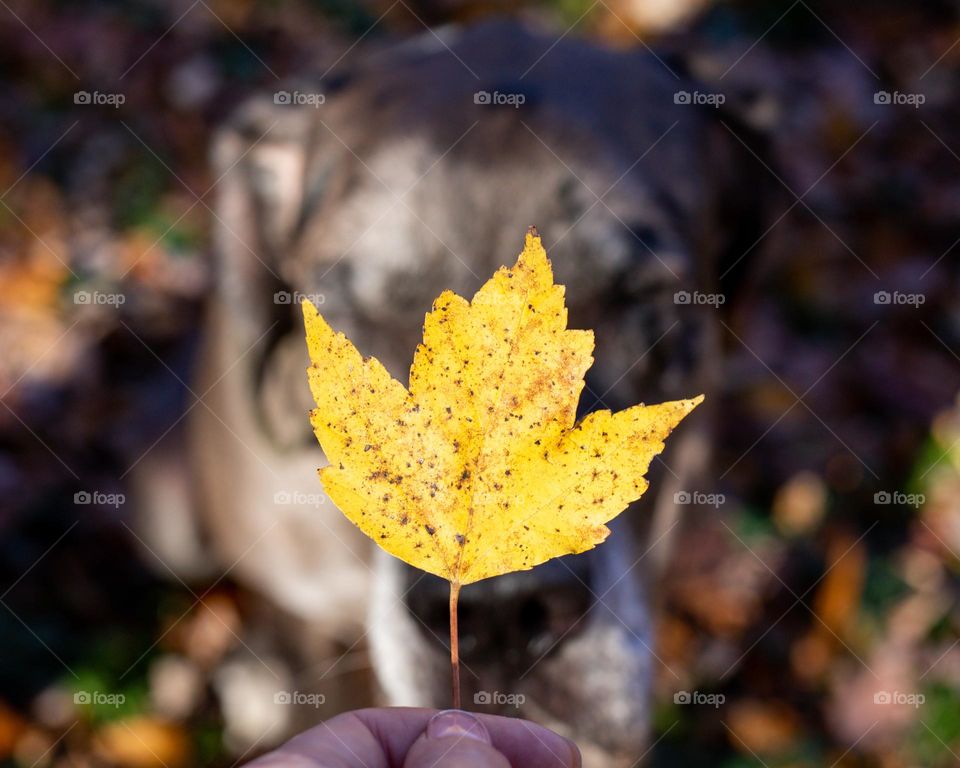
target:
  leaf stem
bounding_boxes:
[449,580,461,709]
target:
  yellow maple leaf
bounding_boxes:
[303,230,702,587]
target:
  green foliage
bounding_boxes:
[69,668,149,724]
[912,684,960,767]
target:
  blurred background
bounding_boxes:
[1,0,959,765]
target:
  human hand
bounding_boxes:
[245,707,581,768]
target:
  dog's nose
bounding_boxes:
[404,556,593,672]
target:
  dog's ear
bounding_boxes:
[707,107,782,304]
[212,79,357,278]
[209,94,317,341]
[711,72,784,306]
[209,88,347,451]
[212,100,312,266]
[661,48,785,306]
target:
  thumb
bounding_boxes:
[403,710,511,768]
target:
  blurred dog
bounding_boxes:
[134,19,763,765]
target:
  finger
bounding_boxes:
[244,710,392,767]
[351,708,579,768]
[245,708,580,768]
[331,708,579,768]
[471,712,581,768]
[403,711,510,768]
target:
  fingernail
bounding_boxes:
[427,710,492,744]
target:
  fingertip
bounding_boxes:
[478,713,582,768]
[427,710,493,743]
[404,711,509,768]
